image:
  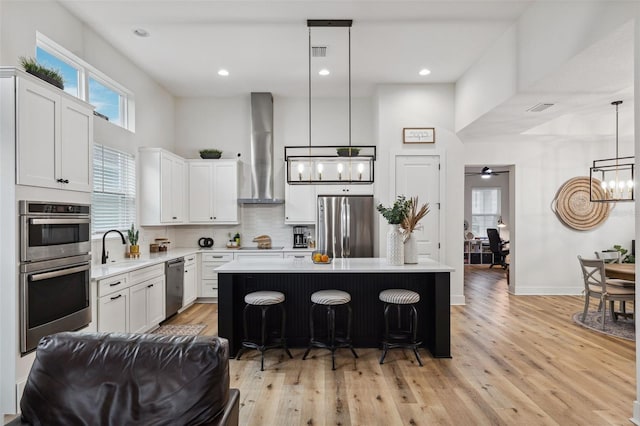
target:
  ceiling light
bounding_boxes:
[318,69,330,76]
[217,69,229,77]
[589,100,634,202]
[419,68,431,76]
[133,28,150,37]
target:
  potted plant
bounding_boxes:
[127,223,140,255]
[199,149,222,159]
[400,197,430,264]
[336,147,360,157]
[377,196,410,265]
[19,56,64,90]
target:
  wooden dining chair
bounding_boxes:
[577,256,635,330]
[594,251,621,263]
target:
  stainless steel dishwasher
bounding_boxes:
[165,257,185,319]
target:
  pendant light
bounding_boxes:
[589,100,634,202]
[285,19,376,184]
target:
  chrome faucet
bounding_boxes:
[102,229,126,264]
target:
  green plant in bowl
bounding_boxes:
[19,56,64,90]
[199,149,222,159]
[336,147,360,157]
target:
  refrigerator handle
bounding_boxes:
[344,198,351,257]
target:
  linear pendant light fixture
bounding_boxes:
[285,19,376,184]
[589,100,634,202]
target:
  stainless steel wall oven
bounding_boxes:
[19,201,92,354]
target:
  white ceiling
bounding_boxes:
[59,0,534,97]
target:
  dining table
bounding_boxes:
[604,263,636,283]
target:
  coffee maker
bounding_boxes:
[293,226,308,248]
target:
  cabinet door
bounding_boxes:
[98,289,129,333]
[60,98,93,192]
[16,78,59,188]
[129,281,148,333]
[189,162,214,222]
[171,158,185,222]
[160,154,174,222]
[285,184,316,224]
[183,263,197,306]
[212,161,238,224]
[146,276,166,327]
[315,184,373,196]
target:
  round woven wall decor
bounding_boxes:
[552,177,610,231]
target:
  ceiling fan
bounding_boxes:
[465,167,509,179]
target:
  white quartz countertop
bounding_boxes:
[216,258,455,273]
[91,247,315,280]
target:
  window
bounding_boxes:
[471,188,501,238]
[35,32,133,130]
[92,144,136,234]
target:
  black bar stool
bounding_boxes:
[236,290,293,371]
[302,289,358,370]
[379,289,423,366]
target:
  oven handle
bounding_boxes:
[30,264,90,282]
[30,218,91,225]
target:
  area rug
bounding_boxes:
[151,323,207,336]
[572,312,635,341]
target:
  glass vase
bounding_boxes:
[404,233,418,264]
[386,224,404,265]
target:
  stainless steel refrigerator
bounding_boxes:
[317,195,374,258]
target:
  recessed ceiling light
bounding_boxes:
[318,69,330,76]
[133,28,150,37]
[419,68,431,76]
[218,69,229,77]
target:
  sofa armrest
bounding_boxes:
[214,388,240,426]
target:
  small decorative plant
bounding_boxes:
[401,196,430,235]
[19,56,64,90]
[336,147,360,157]
[199,149,222,159]
[127,224,139,246]
[377,195,410,225]
[613,244,635,263]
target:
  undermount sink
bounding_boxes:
[238,246,284,250]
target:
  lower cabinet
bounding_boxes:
[183,255,198,307]
[200,253,234,301]
[96,264,165,333]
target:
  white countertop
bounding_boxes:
[91,246,315,280]
[216,257,455,273]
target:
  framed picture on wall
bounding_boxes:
[403,127,435,144]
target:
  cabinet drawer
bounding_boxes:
[184,254,197,267]
[202,253,233,262]
[201,279,218,298]
[284,252,310,260]
[234,252,284,260]
[201,262,226,279]
[97,273,129,297]
[129,264,164,284]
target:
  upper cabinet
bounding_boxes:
[314,184,374,196]
[285,184,316,224]
[15,73,93,192]
[188,159,238,224]
[140,148,186,225]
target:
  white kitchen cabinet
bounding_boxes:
[188,159,238,224]
[234,252,284,260]
[283,251,312,260]
[129,275,165,333]
[140,148,186,225]
[285,184,316,224]
[315,184,374,196]
[200,252,233,300]
[98,289,129,333]
[16,73,93,192]
[183,254,198,307]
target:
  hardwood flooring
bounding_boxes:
[169,265,636,425]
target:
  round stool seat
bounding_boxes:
[379,289,420,305]
[245,291,285,306]
[311,290,351,305]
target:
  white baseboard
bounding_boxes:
[451,294,465,305]
[512,286,582,296]
[15,380,26,414]
[631,400,640,425]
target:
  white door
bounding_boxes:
[60,98,92,192]
[189,162,214,222]
[147,276,166,327]
[129,282,148,333]
[212,161,238,223]
[395,155,440,261]
[98,290,129,333]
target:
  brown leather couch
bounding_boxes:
[8,332,239,426]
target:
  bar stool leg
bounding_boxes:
[236,303,251,360]
[280,303,293,359]
[260,306,269,371]
[379,303,390,364]
[302,304,317,360]
[410,305,423,366]
[329,306,336,370]
[347,304,358,359]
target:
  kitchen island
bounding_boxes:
[217,258,454,358]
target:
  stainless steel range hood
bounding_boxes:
[238,92,284,204]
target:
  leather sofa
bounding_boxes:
[8,332,239,426]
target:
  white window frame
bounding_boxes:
[471,187,501,238]
[36,31,134,131]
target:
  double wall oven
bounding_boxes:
[19,201,92,354]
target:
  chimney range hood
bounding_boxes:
[237,92,284,204]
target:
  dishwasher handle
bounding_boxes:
[166,258,185,268]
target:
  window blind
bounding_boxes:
[471,188,501,237]
[92,144,136,234]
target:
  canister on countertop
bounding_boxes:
[150,243,159,253]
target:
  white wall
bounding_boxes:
[375,84,465,305]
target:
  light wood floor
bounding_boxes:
[167,266,636,425]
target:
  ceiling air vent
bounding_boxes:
[526,103,555,112]
[312,46,327,57]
